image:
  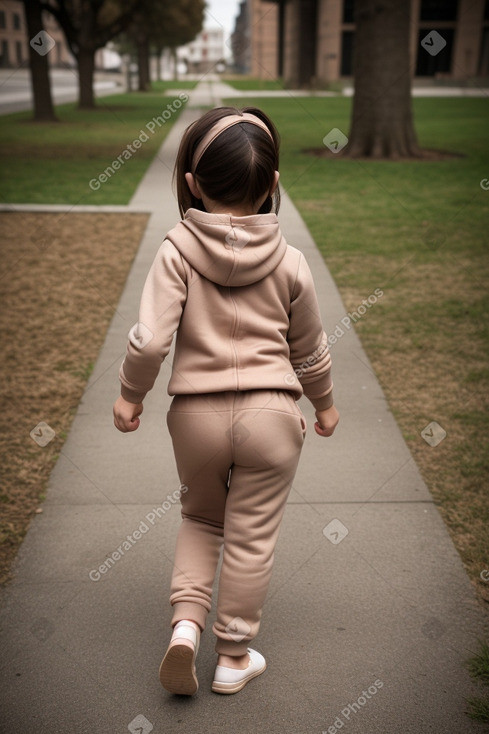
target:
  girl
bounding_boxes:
[113,106,339,696]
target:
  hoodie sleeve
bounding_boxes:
[288,253,334,411]
[119,240,187,404]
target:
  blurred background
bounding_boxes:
[1,0,488,114]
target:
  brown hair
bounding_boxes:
[173,106,281,218]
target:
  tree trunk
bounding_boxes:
[345,0,421,158]
[22,0,57,122]
[298,0,318,88]
[77,47,96,109]
[137,37,150,91]
[155,46,162,81]
[172,48,178,81]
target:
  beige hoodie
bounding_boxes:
[119,208,333,410]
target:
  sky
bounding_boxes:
[204,0,242,38]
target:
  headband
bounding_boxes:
[191,113,274,172]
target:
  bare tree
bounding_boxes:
[345,0,421,158]
[23,0,58,122]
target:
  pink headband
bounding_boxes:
[191,113,273,172]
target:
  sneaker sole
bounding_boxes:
[211,662,267,694]
[159,642,198,695]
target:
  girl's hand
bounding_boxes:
[113,396,143,433]
[314,405,339,437]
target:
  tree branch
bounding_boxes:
[96,3,140,48]
[40,0,77,51]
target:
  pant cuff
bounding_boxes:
[214,636,250,656]
[171,601,207,632]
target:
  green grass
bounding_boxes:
[0,90,188,204]
[222,95,489,598]
[467,641,489,683]
[150,80,198,91]
[223,77,286,91]
[466,641,489,722]
[466,697,489,723]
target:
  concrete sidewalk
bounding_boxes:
[1,80,488,734]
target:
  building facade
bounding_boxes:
[231,0,251,74]
[178,28,225,74]
[233,0,489,86]
[0,0,73,69]
[232,0,279,78]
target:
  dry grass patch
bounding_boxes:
[326,250,489,602]
[0,212,149,584]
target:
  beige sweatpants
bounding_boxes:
[166,389,307,656]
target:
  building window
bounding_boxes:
[13,12,21,30]
[0,39,9,67]
[16,41,23,65]
[0,11,6,29]
[479,27,489,74]
[343,0,355,24]
[416,27,454,74]
[420,0,458,22]
[340,30,354,76]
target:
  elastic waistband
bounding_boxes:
[169,389,298,414]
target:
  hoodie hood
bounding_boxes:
[164,208,287,287]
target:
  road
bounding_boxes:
[0,68,122,115]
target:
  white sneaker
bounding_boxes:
[212,648,266,694]
[159,620,200,695]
